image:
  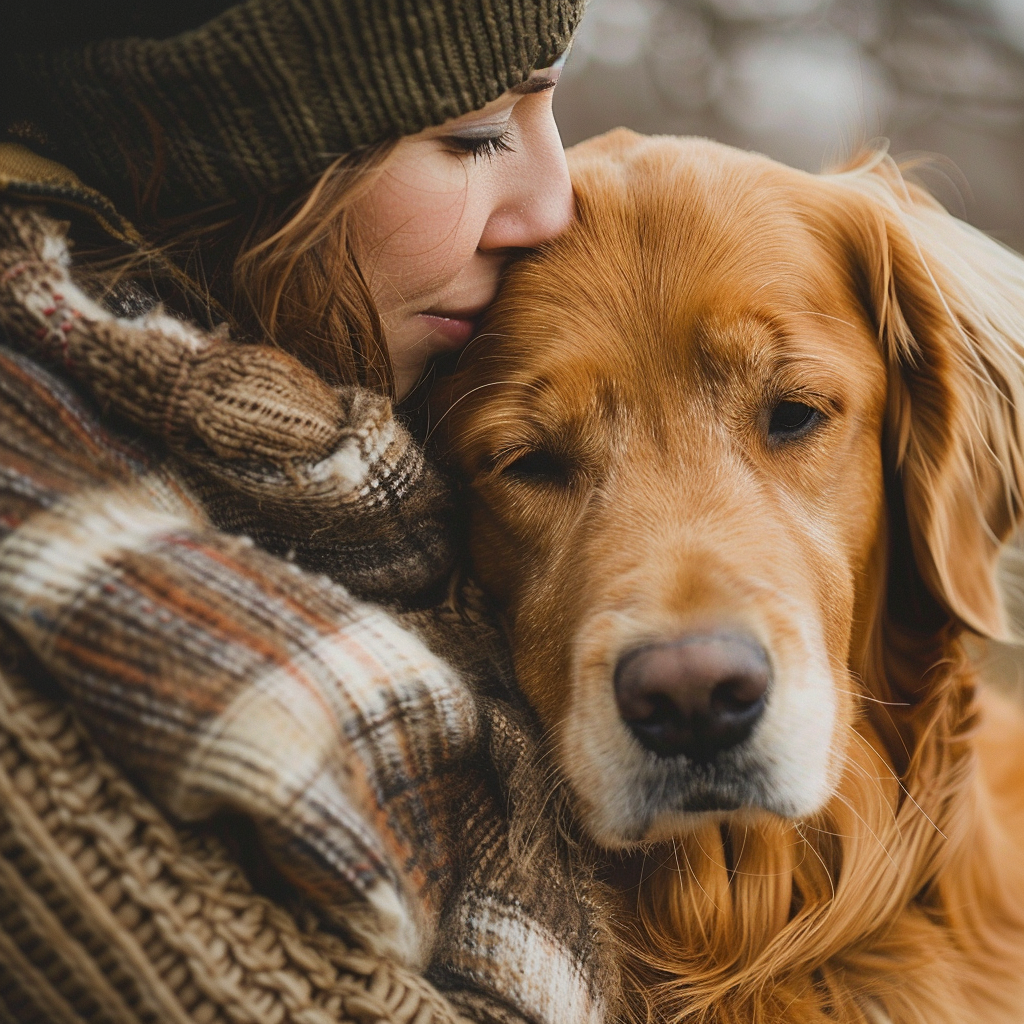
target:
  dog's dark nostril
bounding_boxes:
[614,633,770,761]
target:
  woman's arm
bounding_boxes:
[0,343,477,968]
[0,204,456,608]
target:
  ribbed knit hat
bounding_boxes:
[1,0,584,218]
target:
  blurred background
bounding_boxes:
[553,0,1024,253]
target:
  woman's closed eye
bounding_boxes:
[446,129,516,160]
[444,114,518,161]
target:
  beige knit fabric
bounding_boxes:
[0,201,454,604]
[0,625,471,1024]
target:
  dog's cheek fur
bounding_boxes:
[468,482,595,728]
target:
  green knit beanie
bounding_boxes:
[1,0,584,218]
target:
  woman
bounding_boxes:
[0,3,617,1023]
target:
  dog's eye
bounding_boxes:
[501,449,571,486]
[768,401,819,440]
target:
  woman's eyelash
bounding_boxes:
[446,131,516,160]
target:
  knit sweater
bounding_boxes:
[0,200,618,1024]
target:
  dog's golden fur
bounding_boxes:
[434,130,1024,1023]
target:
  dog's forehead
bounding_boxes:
[471,309,874,432]
[490,136,864,359]
[447,133,886,450]
[488,176,865,376]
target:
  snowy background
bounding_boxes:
[554,0,1024,252]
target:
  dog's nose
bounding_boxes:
[614,633,769,760]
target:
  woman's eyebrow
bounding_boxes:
[511,77,558,95]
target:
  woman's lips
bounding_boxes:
[417,312,480,349]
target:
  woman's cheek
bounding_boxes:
[359,160,491,304]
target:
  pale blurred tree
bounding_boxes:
[555,0,1024,249]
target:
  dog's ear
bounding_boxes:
[827,157,1024,640]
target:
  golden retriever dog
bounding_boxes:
[433,130,1024,1024]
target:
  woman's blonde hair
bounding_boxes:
[84,140,399,397]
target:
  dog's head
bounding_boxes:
[434,130,1024,849]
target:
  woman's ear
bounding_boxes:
[829,156,1024,641]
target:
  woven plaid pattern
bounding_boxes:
[0,623,476,1024]
[2,0,584,217]
[0,205,617,1024]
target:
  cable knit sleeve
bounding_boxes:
[0,343,480,970]
[0,204,456,607]
[0,203,488,967]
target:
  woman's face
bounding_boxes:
[350,65,573,398]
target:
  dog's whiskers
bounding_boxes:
[835,686,911,707]
[831,792,900,868]
[841,731,904,828]
[844,727,947,841]
[424,377,545,443]
[794,820,837,902]
[674,837,722,931]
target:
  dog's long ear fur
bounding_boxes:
[823,155,1024,640]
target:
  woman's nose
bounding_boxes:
[478,104,574,252]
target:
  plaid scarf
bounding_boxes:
[0,204,619,1024]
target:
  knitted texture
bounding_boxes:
[0,626,474,1024]
[0,204,618,1024]
[0,202,454,605]
[0,141,142,244]
[2,0,584,217]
